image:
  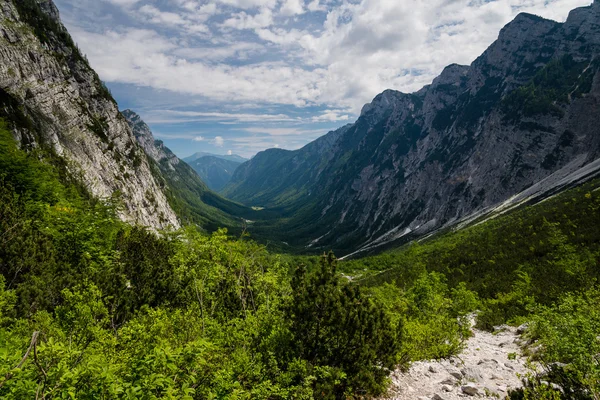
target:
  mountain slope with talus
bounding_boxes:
[224,1,600,255]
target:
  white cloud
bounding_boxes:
[134,4,210,34]
[221,8,274,30]
[173,42,264,61]
[227,149,233,155]
[311,109,350,122]
[193,136,205,141]
[255,27,306,45]
[243,126,326,136]
[104,0,140,7]
[279,0,304,16]
[306,0,325,12]
[71,27,328,107]
[68,0,592,119]
[146,110,298,123]
[212,136,225,146]
[177,1,219,19]
[138,5,187,25]
[217,0,278,10]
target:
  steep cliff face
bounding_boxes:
[122,109,261,231]
[122,109,181,172]
[225,2,600,254]
[0,0,179,229]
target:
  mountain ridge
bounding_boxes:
[184,151,247,164]
[187,156,243,192]
[224,1,600,255]
[0,0,179,229]
[121,109,262,230]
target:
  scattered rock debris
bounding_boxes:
[380,323,528,400]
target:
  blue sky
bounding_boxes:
[53,0,591,158]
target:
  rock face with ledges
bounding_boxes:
[224,2,600,254]
[0,0,179,229]
[122,109,180,172]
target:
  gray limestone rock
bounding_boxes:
[223,1,600,255]
[0,0,180,230]
[461,385,480,396]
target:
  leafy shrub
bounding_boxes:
[522,289,600,398]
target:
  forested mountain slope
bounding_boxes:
[224,1,600,255]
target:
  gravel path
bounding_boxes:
[380,324,529,400]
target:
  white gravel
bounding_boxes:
[380,323,529,400]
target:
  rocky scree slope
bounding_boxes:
[0,0,179,229]
[381,322,529,400]
[224,1,600,255]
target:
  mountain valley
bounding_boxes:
[0,0,599,399]
[224,1,600,255]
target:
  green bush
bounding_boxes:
[523,289,600,398]
[288,253,397,397]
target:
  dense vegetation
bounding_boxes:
[1,112,600,398]
[0,121,479,398]
[502,54,599,119]
[343,177,600,398]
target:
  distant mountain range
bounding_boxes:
[184,152,248,164]
[186,156,244,192]
[182,152,247,191]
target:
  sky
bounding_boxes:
[53,0,592,159]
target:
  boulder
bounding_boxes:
[461,385,480,396]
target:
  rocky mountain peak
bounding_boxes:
[469,11,559,90]
[564,1,600,37]
[122,109,180,171]
[122,109,151,140]
[360,89,397,113]
[359,89,411,124]
[431,64,469,88]
[35,0,60,22]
